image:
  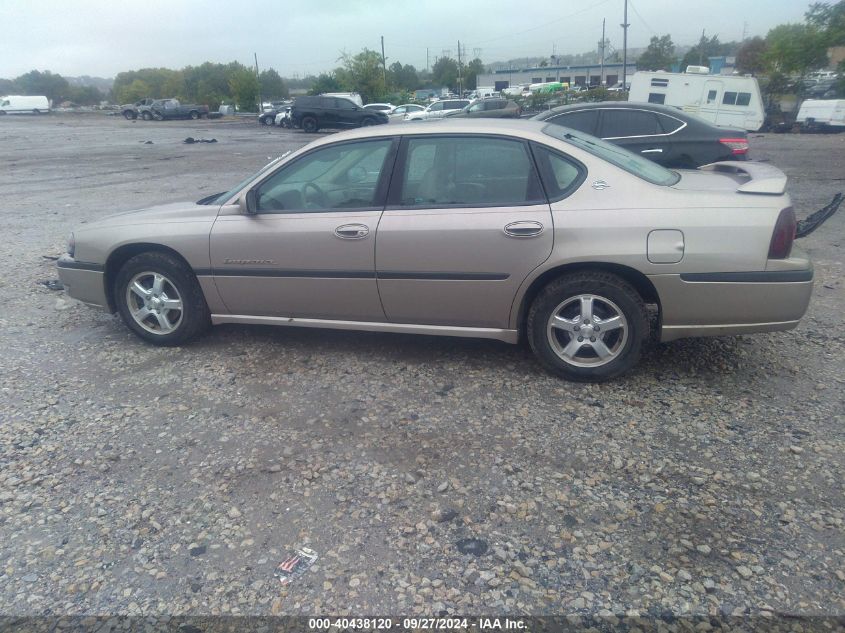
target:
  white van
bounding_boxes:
[796,99,845,130]
[628,70,764,131]
[0,95,51,114]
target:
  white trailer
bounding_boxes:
[796,99,845,130]
[0,95,50,114]
[628,70,765,131]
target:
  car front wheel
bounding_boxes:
[527,272,648,381]
[115,252,210,346]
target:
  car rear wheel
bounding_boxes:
[302,116,318,133]
[361,117,376,126]
[115,252,210,346]
[190,110,200,120]
[141,111,152,121]
[527,272,648,381]
[123,110,136,120]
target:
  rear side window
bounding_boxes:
[530,144,586,201]
[723,91,751,106]
[396,136,544,207]
[547,110,599,135]
[599,109,663,138]
[656,113,684,133]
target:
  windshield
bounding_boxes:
[203,153,290,205]
[542,124,680,186]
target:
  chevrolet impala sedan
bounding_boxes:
[57,120,813,381]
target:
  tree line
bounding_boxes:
[635,1,845,95]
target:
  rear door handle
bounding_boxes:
[334,224,369,239]
[641,148,664,154]
[504,221,544,237]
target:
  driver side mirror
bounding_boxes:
[240,189,258,215]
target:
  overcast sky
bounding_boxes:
[1,0,812,79]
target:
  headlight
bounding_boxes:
[67,232,75,258]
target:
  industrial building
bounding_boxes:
[476,62,638,91]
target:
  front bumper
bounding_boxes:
[56,254,109,309]
[650,265,814,343]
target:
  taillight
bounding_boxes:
[720,137,749,155]
[768,207,796,259]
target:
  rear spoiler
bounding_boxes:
[698,161,787,195]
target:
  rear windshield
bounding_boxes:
[542,124,680,186]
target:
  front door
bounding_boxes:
[209,137,397,321]
[376,134,553,329]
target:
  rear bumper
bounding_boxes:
[56,255,109,309]
[650,266,814,343]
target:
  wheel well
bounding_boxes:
[103,243,195,313]
[516,262,662,333]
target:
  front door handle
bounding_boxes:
[641,148,664,154]
[504,221,544,238]
[334,224,369,239]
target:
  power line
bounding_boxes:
[627,0,657,36]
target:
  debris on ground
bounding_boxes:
[38,279,64,291]
[456,537,488,556]
[796,192,843,238]
[41,255,59,261]
[183,137,217,144]
[273,547,318,585]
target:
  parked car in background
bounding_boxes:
[404,99,471,121]
[274,106,293,128]
[0,95,50,114]
[120,98,154,120]
[57,119,818,381]
[446,97,521,119]
[140,99,209,121]
[796,99,845,131]
[533,102,749,168]
[291,95,388,132]
[259,110,278,126]
[363,103,395,113]
[388,104,424,120]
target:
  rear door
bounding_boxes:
[597,108,669,164]
[375,134,553,329]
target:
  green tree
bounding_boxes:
[764,23,829,77]
[736,37,768,75]
[66,85,104,105]
[636,35,676,71]
[806,1,845,45]
[388,62,419,91]
[15,70,69,103]
[431,57,458,91]
[259,69,288,99]
[463,58,485,90]
[309,72,342,95]
[680,34,739,69]
[335,49,386,103]
[228,67,260,111]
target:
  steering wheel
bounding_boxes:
[302,182,327,209]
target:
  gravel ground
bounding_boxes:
[0,115,843,624]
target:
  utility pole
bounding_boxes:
[380,36,387,88]
[426,48,429,72]
[457,40,463,95]
[600,18,606,86]
[254,52,262,114]
[621,0,629,91]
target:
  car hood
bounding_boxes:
[87,201,221,227]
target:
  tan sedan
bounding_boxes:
[57,120,813,381]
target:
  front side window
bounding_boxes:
[543,124,680,186]
[397,136,544,207]
[428,102,444,112]
[254,139,393,213]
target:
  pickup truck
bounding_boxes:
[120,98,155,120]
[143,99,209,121]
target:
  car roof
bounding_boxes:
[533,100,745,132]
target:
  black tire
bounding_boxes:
[114,252,210,346]
[141,111,152,121]
[526,271,648,382]
[360,117,376,127]
[302,116,318,133]
[189,110,200,120]
[260,115,272,125]
[123,110,136,120]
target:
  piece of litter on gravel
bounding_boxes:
[456,537,488,556]
[273,546,318,585]
[38,279,64,291]
[41,255,59,261]
[183,137,217,144]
